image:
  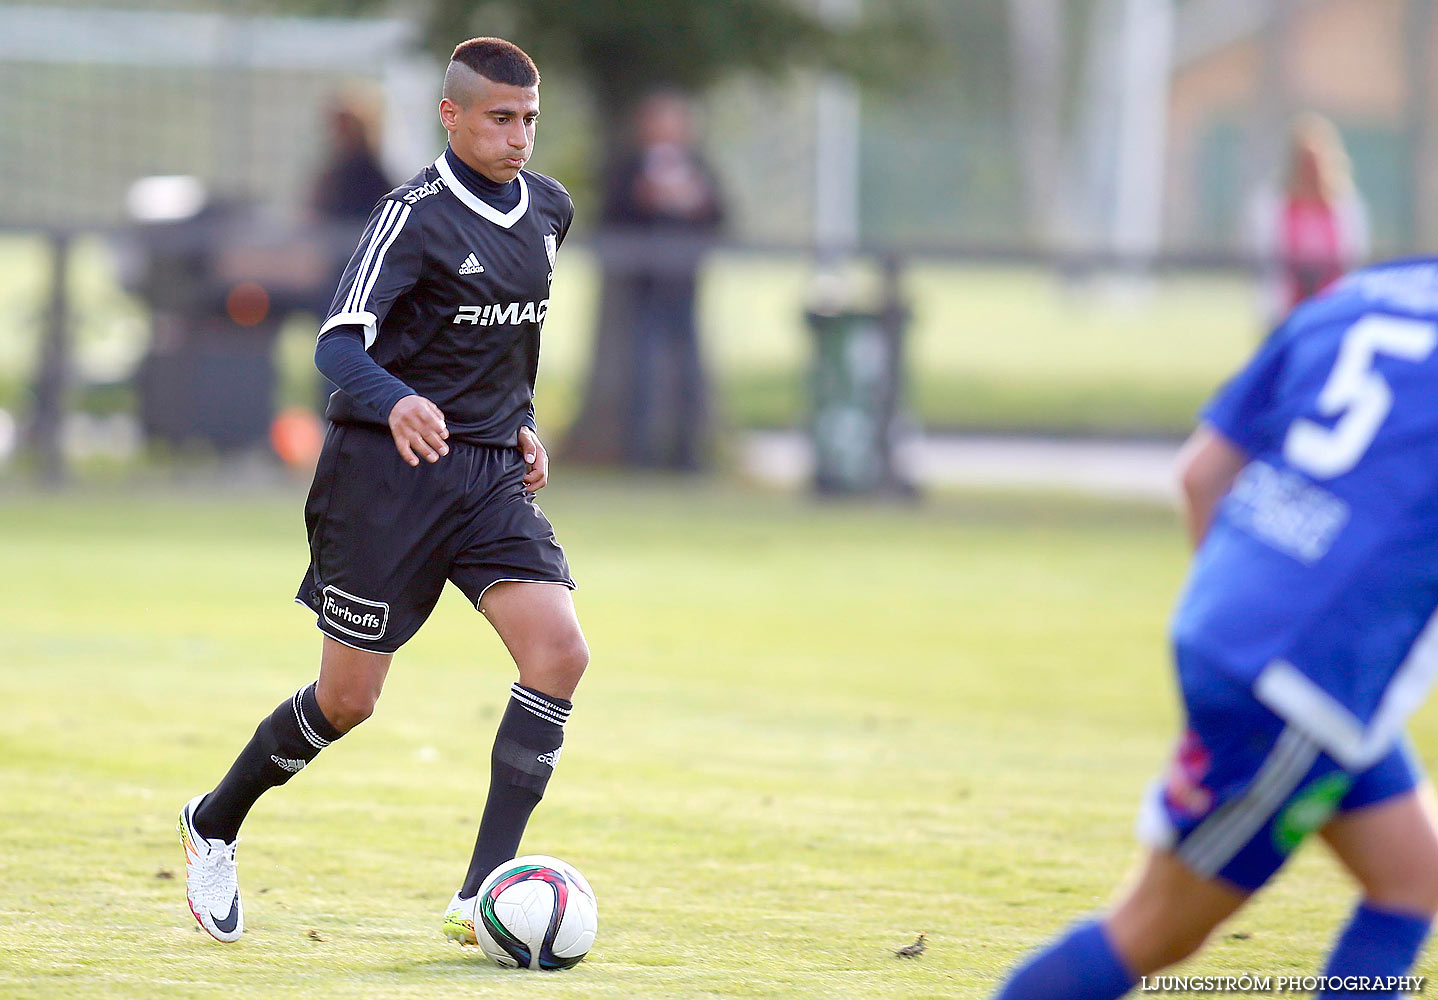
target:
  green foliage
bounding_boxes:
[284,0,929,103]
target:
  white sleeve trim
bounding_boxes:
[318,311,377,338]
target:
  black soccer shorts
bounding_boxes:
[295,422,574,653]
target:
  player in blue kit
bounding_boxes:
[994,259,1438,997]
[177,38,589,948]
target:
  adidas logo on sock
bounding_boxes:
[458,253,485,275]
[271,755,308,773]
[536,747,563,768]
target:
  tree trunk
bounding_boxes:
[559,257,640,464]
[558,84,641,466]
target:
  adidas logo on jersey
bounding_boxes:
[270,755,307,773]
[458,253,485,275]
[536,747,563,768]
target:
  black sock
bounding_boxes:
[192,682,343,843]
[461,683,571,897]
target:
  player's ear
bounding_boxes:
[439,97,461,132]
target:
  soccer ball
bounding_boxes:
[474,855,597,970]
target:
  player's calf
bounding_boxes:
[191,681,345,843]
[458,682,574,900]
[1105,849,1248,974]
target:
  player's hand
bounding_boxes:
[518,426,548,492]
[388,395,449,467]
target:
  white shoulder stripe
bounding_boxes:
[344,201,410,316]
[343,201,397,315]
[356,202,412,317]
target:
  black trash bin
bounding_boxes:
[805,298,913,497]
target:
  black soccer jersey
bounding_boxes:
[318,150,574,448]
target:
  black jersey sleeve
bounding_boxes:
[556,191,576,249]
[317,197,423,347]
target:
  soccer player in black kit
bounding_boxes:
[177,38,588,948]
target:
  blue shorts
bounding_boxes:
[1138,652,1423,892]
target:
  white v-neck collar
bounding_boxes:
[433,154,530,229]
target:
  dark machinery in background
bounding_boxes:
[114,177,334,452]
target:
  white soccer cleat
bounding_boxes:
[441,890,479,946]
[177,794,244,943]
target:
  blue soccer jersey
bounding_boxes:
[1171,259,1438,769]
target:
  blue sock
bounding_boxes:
[1317,901,1431,998]
[994,919,1136,1000]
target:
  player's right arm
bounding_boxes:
[317,192,451,466]
[1178,320,1298,547]
[314,330,448,466]
[1176,426,1247,548]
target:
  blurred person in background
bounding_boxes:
[310,96,393,226]
[309,96,393,408]
[1249,112,1369,328]
[603,91,725,471]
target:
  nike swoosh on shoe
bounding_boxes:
[212,894,240,934]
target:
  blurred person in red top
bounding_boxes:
[1248,113,1369,327]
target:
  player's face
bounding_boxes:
[442,78,540,184]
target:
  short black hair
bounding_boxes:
[449,37,539,87]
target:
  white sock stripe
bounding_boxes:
[1179,727,1319,876]
[514,700,568,726]
[511,695,569,726]
[509,682,571,718]
[292,687,330,751]
[510,683,571,725]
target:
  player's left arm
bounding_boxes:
[1176,425,1248,548]
[518,425,548,493]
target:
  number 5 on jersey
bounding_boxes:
[1284,314,1438,479]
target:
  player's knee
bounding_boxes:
[550,632,589,684]
[523,632,588,694]
[1361,861,1438,918]
[324,687,380,733]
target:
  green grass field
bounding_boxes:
[3,480,1436,998]
[0,235,1259,437]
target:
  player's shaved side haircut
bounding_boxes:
[444,37,539,104]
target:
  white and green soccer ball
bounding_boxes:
[474,855,597,970]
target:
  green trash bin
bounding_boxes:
[806,303,912,496]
